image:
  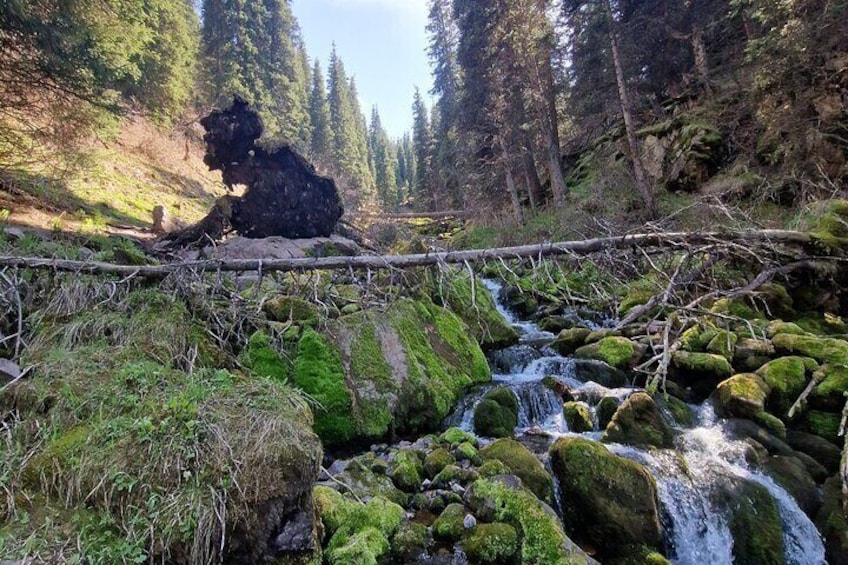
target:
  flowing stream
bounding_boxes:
[449,279,827,565]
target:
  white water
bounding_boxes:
[463,279,829,565]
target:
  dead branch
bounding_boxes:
[0,229,816,279]
[788,377,819,419]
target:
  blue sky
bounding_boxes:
[291,0,433,139]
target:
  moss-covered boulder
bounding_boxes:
[539,316,576,334]
[785,431,843,472]
[432,502,468,542]
[756,356,818,416]
[433,270,519,350]
[804,198,848,248]
[391,521,429,562]
[597,396,620,429]
[464,476,595,564]
[810,364,848,411]
[564,401,594,432]
[671,351,733,400]
[324,496,405,565]
[332,459,408,506]
[800,410,843,445]
[714,374,769,419]
[550,437,662,557]
[314,486,354,540]
[680,326,719,352]
[479,438,554,505]
[386,449,424,493]
[603,392,674,449]
[293,298,490,446]
[551,327,593,356]
[727,480,785,565]
[733,338,776,372]
[763,455,821,517]
[263,295,320,326]
[432,464,479,489]
[574,337,636,369]
[440,427,477,448]
[423,447,456,479]
[473,386,519,438]
[706,330,738,361]
[815,477,848,565]
[462,522,519,563]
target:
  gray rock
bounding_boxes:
[273,508,314,553]
[463,514,477,529]
[0,359,21,384]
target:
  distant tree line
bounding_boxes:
[413,0,847,219]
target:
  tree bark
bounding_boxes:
[691,24,710,90]
[522,137,543,211]
[0,229,813,278]
[603,0,657,218]
[503,145,525,224]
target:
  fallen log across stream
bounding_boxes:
[0,229,820,279]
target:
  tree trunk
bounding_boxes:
[691,24,710,91]
[536,53,569,206]
[503,148,525,224]
[604,0,656,218]
[522,136,543,211]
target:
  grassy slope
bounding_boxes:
[0,116,228,237]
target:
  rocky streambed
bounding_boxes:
[312,279,840,565]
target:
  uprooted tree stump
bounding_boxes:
[161,96,344,249]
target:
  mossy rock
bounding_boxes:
[550,437,662,557]
[785,431,843,472]
[763,455,821,517]
[815,477,848,564]
[325,496,405,565]
[464,477,594,564]
[432,464,479,489]
[680,326,719,352]
[477,459,510,478]
[461,522,519,563]
[603,392,674,449]
[803,198,848,248]
[800,410,843,445]
[538,316,576,334]
[293,298,491,446]
[767,321,807,338]
[551,327,592,356]
[711,297,758,320]
[734,338,776,372]
[597,397,620,429]
[391,522,429,562]
[727,480,785,565]
[334,460,408,506]
[771,333,848,365]
[432,270,519,350]
[314,486,355,540]
[263,295,320,326]
[440,427,477,447]
[455,441,479,462]
[479,438,555,505]
[563,401,594,433]
[756,356,817,417]
[811,364,848,411]
[618,278,660,316]
[432,502,467,542]
[387,449,424,493]
[654,393,694,427]
[423,447,456,479]
[574,337,636,369]
[714,374,769,419]
[670,351,733,399]
[473,386,519,438]
[706,330,738,361]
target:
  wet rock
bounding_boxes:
[550,437,662,557]
[424,448,456,479]
[575,337,636,370]
[714,374,769,419]
[572,359,628,387]
[538,316,576,334]
[461,522,518,564]
[550,327,592,356]
[725,419,793,456]
[473,386,518,438]
[273,507,315,554]
[563,401,594,433]
[763,455,822,517]
[785,431,843,473]
[725,479,785,565]
[603,392,674,449]
[815,477,848,565]
[596,396,620,429]
[670,351,733,400]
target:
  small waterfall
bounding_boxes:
[513,382,566,432]
[611,405,827,565]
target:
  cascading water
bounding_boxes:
[459,279,828,565]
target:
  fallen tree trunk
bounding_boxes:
[0,229,817,279]
[357,210,473,220]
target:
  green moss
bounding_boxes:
[715,374,769,419]
[754,411,787,438]
[423,448,456,479]
[618,279,660,316]
[479,438,554,505]
[465,478,593,565]
[335,460,408,506]
[326,527,388,565]
[314,486,354,539]
[728,481,785,565]
[293,329,355,444]
[551,327,592,356]
[346,322,394,438]
[473,387,519,438]
[680,326,719,352]
[263,296,320,326]
[563,402,594,433]
[432,464,479,488]
[326,496,405,563]
[550,438,662,555]
[756,357,816,416]
[771,333,848,365]
[240,331,289,382]
[813,364,848,409]
[671,351,733,378]
[706,330,738,361]
[657,394,694,427]
[462,522,519,563]
[391,522,428,561]
[711,298,758,320]
[803,199,848,248]
[801,411,843,444]
[456,441,478,462]
[440,427,477,447]
[603,392,674,449]
[432,503,467,542]
[477,459,510,478]
[597,397,620,429]
[766,321,807,338]
[574,337,635,369]
[387,449,423,493]
[432,270,519,350]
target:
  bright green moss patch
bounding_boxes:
[240,331,289,382]
[424,448,456,479]
[551,327,592,356]
[473,387,519,438]
[432,502,467,541]
[294,328,355,444]
[715,374,769,419]
[479,438,554,505]
[756,356,816,416]
[440,427,477,447]
[564,402,594,433]
[387,449,423,493]
[465,478,593,565]
[672,351,733,378]
[314,486,354,539]
[603,392,674,449]
[574,336,635,369]
[462,522,519,563]
[263,295,320,326]
[772,333,848,365]
[728,480,785,565]
[706,330,738,361]
[680,326,719,352]
[801,410,843,444]
[618,278,660,316]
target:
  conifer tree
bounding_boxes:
[369,106,398,209]
[411,87,433,209]
[308,59,333,167]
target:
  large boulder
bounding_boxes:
[550,437,663,557]
[714,374,770,419]
[479,439,555,505]
[756,356,818,416]
[199,96,343,239]
[725,480,785,565]
[292,298,490,446]
[473,386,519,438]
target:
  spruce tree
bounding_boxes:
[369,106,398,210]
[411,87,433,209]
[308,59,333,167]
